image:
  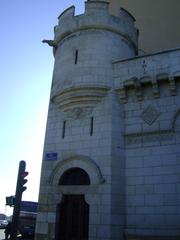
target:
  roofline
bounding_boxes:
[113,46,180,64]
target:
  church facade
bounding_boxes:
[35,1,180,240]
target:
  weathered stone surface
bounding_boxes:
[36,1,180,240]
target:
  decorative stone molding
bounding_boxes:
[125,129,174,138]
[51,86,110,117]
[113,48,180,103]
[115,73,180,103]
[125,130,174,146]
[66,106,94,120]
[140,106,161,125]
[48,155,105,186]
[126,108,180,138]
[125,108,180,145]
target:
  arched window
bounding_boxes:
[59,167,90,185]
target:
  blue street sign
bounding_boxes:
[45,152,58,161]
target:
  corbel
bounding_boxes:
[134,78,143,101]
[169,76,176,96]
[152,78,160,98]
[116,87,127,103]
[124,78,135,87]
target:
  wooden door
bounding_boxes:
[56,195,89,240]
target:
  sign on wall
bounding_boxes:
[45,152,58,161]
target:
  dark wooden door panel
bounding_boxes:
[56,195,89,240]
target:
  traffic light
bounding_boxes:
[10,161,29,240]
[19,171,29,192]
[17,161,28,193]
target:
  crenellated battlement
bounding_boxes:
[85,1,109,14]
[113,48,180,102]
[58,6,75,21]
[53,1,138,53]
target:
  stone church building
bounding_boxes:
[35,1,180,240]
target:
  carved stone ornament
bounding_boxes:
[66,107,93,120]
[51,86,110,119]
[141,106,161,125]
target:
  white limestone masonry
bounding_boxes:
[36,1,180,240]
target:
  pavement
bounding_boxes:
[0,229,5,240]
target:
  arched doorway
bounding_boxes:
[56,168,90,240]
[59,167,90,185]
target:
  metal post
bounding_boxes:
[10,160,26,240]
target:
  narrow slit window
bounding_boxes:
[75,50,78,64]
[62,120,66,139]
[90,117,93,136]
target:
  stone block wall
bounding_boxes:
[36,90,126,240]
[113,48,180,237]
[124,96,180,236]
[37,0,180,239]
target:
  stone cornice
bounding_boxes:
[124,129,173,138]
[113,47,180,64]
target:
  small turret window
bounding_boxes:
[90,117,94,136]
[75,50,78,64]
[62,120,66,139]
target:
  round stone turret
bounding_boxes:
[49,0,138,114]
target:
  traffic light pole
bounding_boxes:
[10,161,28,240]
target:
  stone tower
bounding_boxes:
[36,1,180,240]
[36,1,138,240]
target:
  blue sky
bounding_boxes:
[0,0,84,215]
